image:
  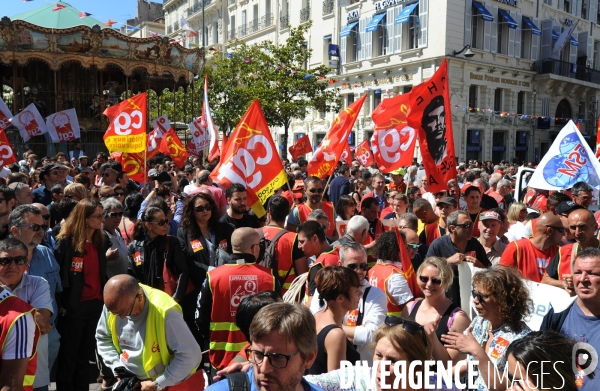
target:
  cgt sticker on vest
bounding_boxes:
[229,275,258,316]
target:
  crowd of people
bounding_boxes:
[0,146,595,391]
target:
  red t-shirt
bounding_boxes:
[80,242,103,302]
[499,238,558,282]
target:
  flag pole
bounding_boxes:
[322,173,333,202]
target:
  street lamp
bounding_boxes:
[453,45,475,58]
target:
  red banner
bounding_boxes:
[596,118,600,159]
[288,134,312,161]
[307,95,366,178]
[395,227,422,298]
[103,93,147,153]
[210,100,287,218]
[354,139,374,167]
[159,127,189,168]
[111,152,146,183]
[371,94,417,173]
[340,143,352,166]
[186,139,201,156]
[406,59,457,193]
[0,129,17,167]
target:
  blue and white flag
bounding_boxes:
[528,120,600,190]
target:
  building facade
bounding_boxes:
[163,0,600,164]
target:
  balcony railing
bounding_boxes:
[323,0,334,15]
[280,14,289,29]
[237,14,274,37]
[534,58,600,85]
[189,0,213,15]
[300,6,311,23]
[167,26,173,34]
[174,21,179,31]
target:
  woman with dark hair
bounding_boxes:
[335,194,357,221]
[441,266,532,391]
[352,178,366,208]
[120,193,143,245]
[54,199,109,391]
[309,266,362,375]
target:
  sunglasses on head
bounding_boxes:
[0,256,27,266]
[16,223,48,232]
[419,275,442,285]
[194,205,213,213]
[148,219,169,226]
[384,316,428,346]
[346,263,368,271]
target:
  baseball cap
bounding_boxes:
[39,164,58,179]
[555,201,585,216]
[148,169,159,178]
[479,211,501,222]
[461,184,482,194]
[436,197,457,208]
[390,168,406,176]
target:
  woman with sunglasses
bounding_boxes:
[54,199,110,391]
[308,266,362,375]
[401,257,471,365]
[101,198,128,277]
[112,184,127,201]
[64,183,88,202]
[335,194,357,221]
[440,266,532,391]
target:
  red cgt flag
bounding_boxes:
[596,117,600,159]
[103,93,147,153]
[354,139,374,167]
[307,95,366,178]
[159,127,189,168]
[406,59,457,193]
[288,134,312,161]
[0,129,18,167]
[111,152,146,183]
[371,93,417,173]
[210,99,287,218]
[394,227,422,298]
[340,143,352,166]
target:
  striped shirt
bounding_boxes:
[0,289,36,360]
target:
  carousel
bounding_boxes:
[0,1,203,157]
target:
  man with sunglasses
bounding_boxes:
[32,164,59,206]
[286,177,336,239]
[499,212,563,283]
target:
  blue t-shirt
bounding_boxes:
[206,367,324,391]
[560,301,600,390]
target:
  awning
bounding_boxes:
[522,16,541,36]
[472,1,494,22]
[340,21,359,38]
[552,30,559,40]
[366,13,386,32]
[570,36,579,46]
[323,35,332,40]
[395,2,419,24]
[498,9,517,29]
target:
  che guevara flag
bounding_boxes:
[406,59,457,193]
[354,139,374,167]
[159,127,189,168]
[394,227,422,298]
[210,99,286,218]
[0,129,18,167]
[103,92,147,153]
[307,95,366,178]
[289,134,312,161]
[371,93,417,173]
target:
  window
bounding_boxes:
[265,0,272,27]
[403,86,412,94]
[348,24,359,62]
[520,19,532,59]
[302,42,308,70]
[406,5,419,50]
[241,11,247,35]
[213,22,218,44]
[565,0,571,13]
[594,40,600,70]
[231,16,236,39]
[471,5,485,50]
[582,0,588,19]
[347,93,355,106]
[468,85,478,111]
[323,36,332,66]
[494,89,503,112]
[497,14,509,54]
[371,14,388,57]
[543,0,552,4]
[373,90,382,110]
[517,91,525,114]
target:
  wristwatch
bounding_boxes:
[155,381,163,391]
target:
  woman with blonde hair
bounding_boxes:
[505,202,528,241]
[54,199,109,391]
[64,182,88,201]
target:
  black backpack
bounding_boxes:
[257,228,293,289]
[223,372,250,391]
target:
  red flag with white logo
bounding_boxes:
[288,134,312,161]
[354,139,374,167]
[0,97,13,131]
[103,92,147,153]
[10,103,48,142]
[46,108,81,143]
[111,152,146,183]
[159,127,189,168]
[0,129,18,166]
[596,117,600,159]
[340,143,352,165]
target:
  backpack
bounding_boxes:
[223,372,250,391]
[257,228,292,288]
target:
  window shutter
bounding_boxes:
[490,4,498,53]
[531,17,541,61]
[558,0,565,11]
[418,0,428,48]
[590,0,598,23]
[340,34,347,65]
[386,8,395,54]
[574,0,582,17]
[395,5,403,53]
[587,33,594,67]
[483,4,492,51]
[508,10,516,57]
[358,18,365,61]
[578,31,588,58]
[465,0,473,47]
[515,13,522,58]
[365,19,373,59]
[570,31,579,64]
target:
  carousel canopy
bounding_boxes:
[10,1,103,29]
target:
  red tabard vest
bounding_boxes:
[0,294,40,391]
[296,202,336,237]
[207,263,275,370]
[486,190,506,211]
[368,263,405,316]
[260,226,299,295]
[556,243,575,280]
[424,221,442,247]
[364,220,385,268]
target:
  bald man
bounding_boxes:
[544,209,600,294]
[196,227,276,374]
[413,198,442,246]
[96,275,203,391]
[499,212,563,282]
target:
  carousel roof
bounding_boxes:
[10,1,104,29]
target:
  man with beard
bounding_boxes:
[0,185,16,240]
[421,96,447,165]
[219,183,261,229]
[286,177,336,239]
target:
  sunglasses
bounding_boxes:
[548,226,565,233]
[406,243,420,249]
[309,188,324,194]
[106,212,124,218]
[194,205,213,213]
[471,289,491,303]
[148,219,169,226]
[16,223,48,232]
[453,222,472,229]
[384,316,428,347]
[419,276,442,285]
[114,192,125,197]
[346,263,368,271]
[0,256,27,266]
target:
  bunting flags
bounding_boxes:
[10,103,48,142]
[103,92,147,153]
[0,97,13,130]
[354,139,374,167]
[371,93,416,173]
[159,127,189,168]
[394,227,422,298]
[45,108,80,143]
[0,129,17,167]
[596,118,600,159]
[53,4,66,11]
[203,75,220,162]
[406,59,457,193]
[210,100,287,218]
[79,12,92,18]
[307,95,366,178]
[288,134,312,161]
[529,120,600,190]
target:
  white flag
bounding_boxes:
[528,120,600,190]
[152,115,171,135]
[10,103,48,142]
[552,21,578,57]
[0,97,13,130]
[46,108,80,143]
[188,117,209,151]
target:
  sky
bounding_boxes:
[1,0,163,27]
